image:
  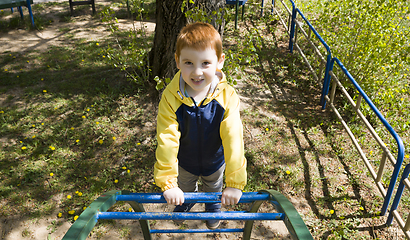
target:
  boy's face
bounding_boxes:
[176,47,225,95]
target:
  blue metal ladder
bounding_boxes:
[62,189,313,240]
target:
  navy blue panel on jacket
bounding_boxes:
[176,99,225,176]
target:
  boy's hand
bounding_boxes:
[221,187,242,206]
[163,187,185,205]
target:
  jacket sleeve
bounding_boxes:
[220,88,247,190]
[154,93,181,192]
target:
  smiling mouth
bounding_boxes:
[192,78,204,83]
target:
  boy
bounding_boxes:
[154,22,247,229]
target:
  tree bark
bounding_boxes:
[148,0,186,85]
[148,0,226,84]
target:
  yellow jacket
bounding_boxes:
[154,70,247,192]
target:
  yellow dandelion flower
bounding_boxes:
[82,59,84,62]
[4,69,7,72]
[86,108,90,111]
[58,212,62,218]
[265,128,269,131]
[71,127,75,130]
[137,143,141,146]
[76,139,80,143]
[0,111,4,114]
[43,90,47,93]
[286,170,290,175]
[122,166,127,170]
[82,115,86,119]
[50,173,54,177]
[83,207,87,210]
[75,191,79,194]
[339,216,345,220]
[67,195,72,199]
[78,192,83,197]
[114,179,118,183]
[96,43,99,46]
[68,210,75,215]
[27,60,29,63]
[128,208,133,212]
[96,122,99,125]
[32,135,36,138]
[103,55,106,58]
[41,78,44,81]
[50,146,55,150]
[405,155,409,159]
[127,169,130,173]
[330,210,334,214]
[74,215,79,221]
[32,125,35,127]
[21,146,27,150]
[99,139,103,144]
[113,137,116,140]
[41,123,44,125]
[359,206,364,211]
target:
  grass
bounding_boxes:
[0,0,409,239]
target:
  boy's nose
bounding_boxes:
[193,67,202,76]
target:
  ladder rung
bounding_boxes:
[150,228,244,234]
[117,192,271,203]
[97,212,284,221]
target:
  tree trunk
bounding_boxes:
[148,0,226,85]
[194,0,226,39]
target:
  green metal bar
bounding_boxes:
[122,190,152,240]
[62,190,120,240]
[261,190,313,240]
[243,199,264,240]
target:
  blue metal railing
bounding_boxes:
[387,163,410,238]
[262,0,407,230]
[294,8,332,109]
[329,58,405,215]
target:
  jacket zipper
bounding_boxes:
[193,97,203,172]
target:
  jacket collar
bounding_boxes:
[169,70,227,105]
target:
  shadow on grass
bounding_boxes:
[0,26,159,221]
[236,14,389,238]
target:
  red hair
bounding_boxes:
[176,22,223,60]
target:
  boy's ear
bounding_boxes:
[217,53,225,70]
[175,54,180,69]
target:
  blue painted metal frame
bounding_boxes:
[283,0,333,109]
[260,0,274,16]
[1,0,35,27]
[62,190,313,240]
[226,0,248,29]
[292,8,332,110]
[387,163,410,225]
[330,57,405,216]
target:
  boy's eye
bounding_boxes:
[184,61,193,65]
[203,62,210,65]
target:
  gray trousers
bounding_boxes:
[178,163,225,193]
